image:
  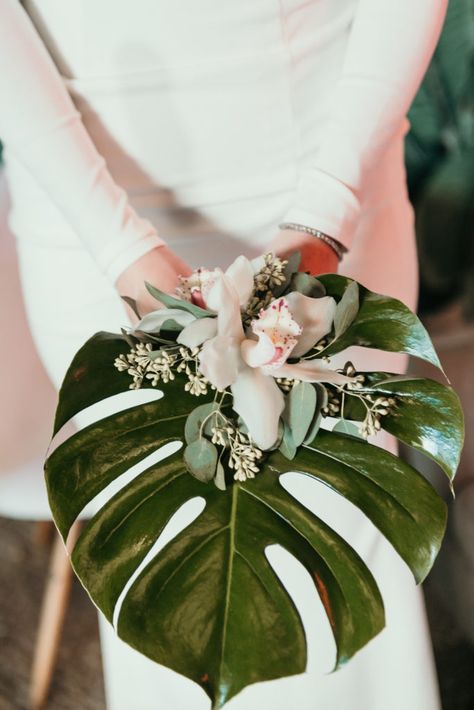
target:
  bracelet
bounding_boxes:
[278,222,347,261]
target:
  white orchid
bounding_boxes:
[134,256,255,335]
[176,256,352,450]
[178,255,255,312]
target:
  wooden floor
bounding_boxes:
[0,519,105,710]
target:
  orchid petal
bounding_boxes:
[205,271,244,340]
[203,269,225,313]
[177,317,218,348]
[240,333,276,369]
[250,297,301,368]
[198,270,220,309]
[225,255,255,307]
[177,269,214,303]
[135,308,195,333]
[285,293,337,357]
[231,367,285,450]
[270,359,352,385]
[198,335,241,390]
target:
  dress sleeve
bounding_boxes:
[280,0,448,252]
[0,0,165,282]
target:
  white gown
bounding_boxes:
[1,1,448,708]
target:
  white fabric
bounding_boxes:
[0,172,56,520]
[0,0,447,264]
[0,0,165,281]
[280,0,448,249]
[0,0,447,708]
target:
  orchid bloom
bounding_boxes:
[177,256,351,450]
[134,256,255,335]
[178,255,255,312]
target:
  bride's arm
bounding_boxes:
[274,0,448,270]
[0,0,186,295]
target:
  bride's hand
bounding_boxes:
[115,245,192,321]
[269,228,340,276]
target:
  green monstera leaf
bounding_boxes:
[45,320,456,707]
[317,274,443,370]
[339,373,464,484]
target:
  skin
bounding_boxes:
[115,229,340,321]
[268,227,340,277]
[115,244,192,320]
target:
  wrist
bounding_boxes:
[271,228,339,277]
[278,222,346,262]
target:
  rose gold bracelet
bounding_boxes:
[278,222,347,262]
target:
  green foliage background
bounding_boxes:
[405,0,474,318]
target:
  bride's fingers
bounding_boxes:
[115,246,193,318]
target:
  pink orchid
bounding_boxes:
[178,255,255,312]
[177,259,351,450]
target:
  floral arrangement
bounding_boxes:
[45,252,464,709]
[115,253,393,484]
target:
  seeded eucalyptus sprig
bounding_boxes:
[323,363,399,439]
[243,253,288,322]
[181,399,266,486]
[114,342,210,395]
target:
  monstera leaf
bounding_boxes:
[339,373,463,484]
[317,274,443,369]
[44,279,463,708]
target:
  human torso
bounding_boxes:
[21,0,358,209]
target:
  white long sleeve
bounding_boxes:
[280,0,448,252]
[0,0,165,282]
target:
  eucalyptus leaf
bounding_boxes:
[184,439,218,483]
[136,308,195,334]
[334,281,360,337]
[214,462,227,491]
[285,250,302,275]
[288,272,326,298]
[120,296,142,320]
[185,403,220,444]
[286,382,317,446]
[279,422,297,460]
[145,282,212,318]
[272,251,302,296]
[303,383,328,445]
[160,318,188,332]
[332,420,364,439]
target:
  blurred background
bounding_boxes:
[1,1,473,708]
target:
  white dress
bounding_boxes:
[0,1,448,708]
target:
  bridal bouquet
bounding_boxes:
[45,252,463,708]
